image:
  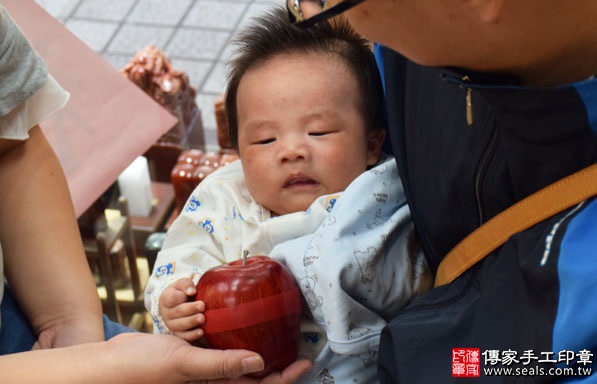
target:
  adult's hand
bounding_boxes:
[1,332,312,384]
[104,333,312,384]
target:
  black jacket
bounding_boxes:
[378,47,597,383]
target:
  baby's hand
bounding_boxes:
[159,277,205,341]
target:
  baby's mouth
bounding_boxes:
[283,174,319,189]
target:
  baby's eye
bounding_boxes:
[309,131,331,137]
[254,138,276,145]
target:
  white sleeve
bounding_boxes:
[0,75,69,140]
[144,161,272,333]
[0,5,68,140]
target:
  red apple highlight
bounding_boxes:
[195,255,302,378]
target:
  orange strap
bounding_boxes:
[434,163,597,287]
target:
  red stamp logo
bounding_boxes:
[453,348,481,377]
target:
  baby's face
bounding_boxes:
[236,52,379,216]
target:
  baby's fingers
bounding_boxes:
[170,277,197,296]
[163,301,205,329]
[173,324,205,342]
[160,281,196,309]
[166,307,205,341]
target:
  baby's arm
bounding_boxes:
[145,173,226,334]
[159,277,206,342]
[146,161,274,336]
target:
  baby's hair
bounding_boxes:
[225,6,386,150]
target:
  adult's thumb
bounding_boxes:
[186,349,265,380]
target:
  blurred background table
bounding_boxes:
[130,182,175,256]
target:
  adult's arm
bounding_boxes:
[0,125,105,347]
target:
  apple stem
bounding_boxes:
[242,250,249,266]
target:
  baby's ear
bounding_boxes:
[367,129,386,166]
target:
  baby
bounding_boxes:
[145,7,431,383]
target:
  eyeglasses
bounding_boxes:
[287,0,365,28]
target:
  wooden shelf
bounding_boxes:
[130,182,175,254]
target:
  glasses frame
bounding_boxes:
[287,0,365,28]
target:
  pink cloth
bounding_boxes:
[3,0,177,217]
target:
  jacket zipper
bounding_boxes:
[462,76,474,126]
[458,75,499,226]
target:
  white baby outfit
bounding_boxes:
[144,156,432,383]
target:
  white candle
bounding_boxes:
[117,156,154,217]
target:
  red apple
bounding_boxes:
[195,255,302,378]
